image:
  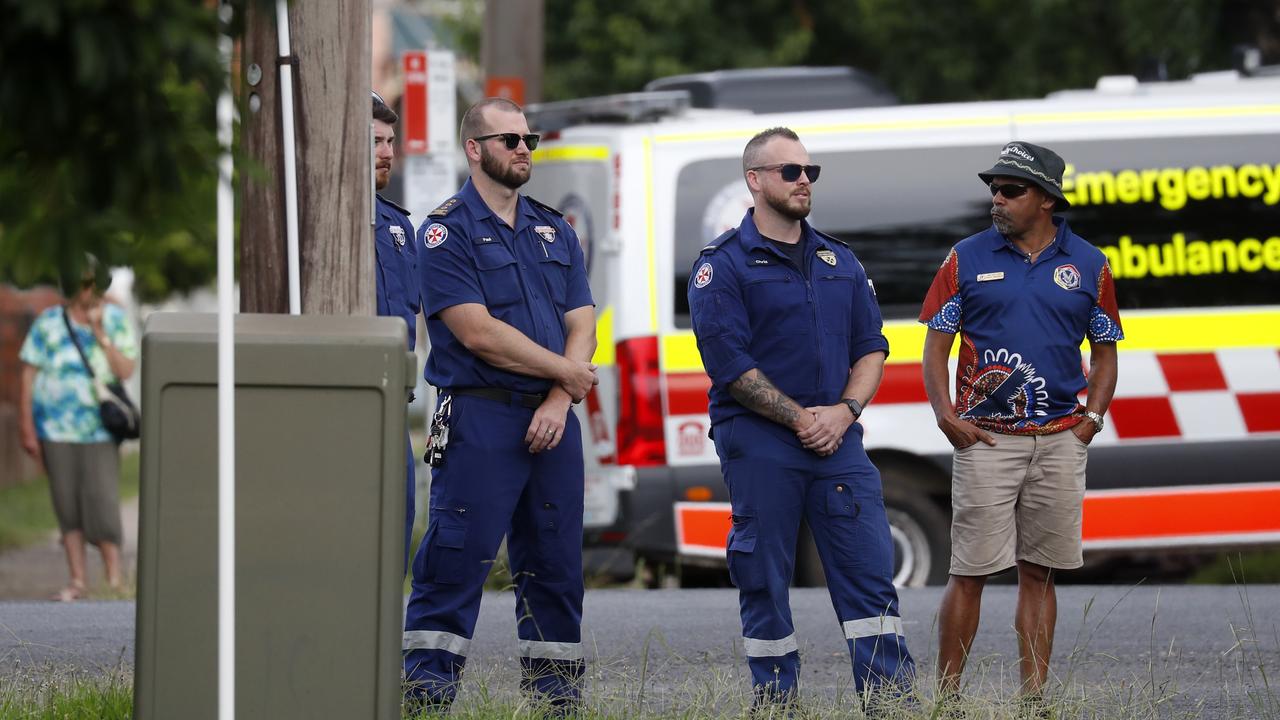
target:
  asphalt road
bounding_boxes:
[1,586,1276,718]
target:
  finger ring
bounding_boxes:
[546,429,554,436]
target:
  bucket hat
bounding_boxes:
[978,141,1070,209]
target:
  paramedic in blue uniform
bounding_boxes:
[921,142,1121,706]
[403,97,597,711]
[372,91,421,570]
[688,127,915,708]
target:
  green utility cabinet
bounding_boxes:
[134,313,415,720]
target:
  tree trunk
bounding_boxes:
[241,0,373,316]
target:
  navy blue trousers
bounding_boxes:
[713,414,915,702]
[403,393,585,708]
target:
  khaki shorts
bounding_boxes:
[41,441,124,546]
[949,429,1088,576]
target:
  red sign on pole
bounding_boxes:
[402,52,428,156]
[485,76,525,106]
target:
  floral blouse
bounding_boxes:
[19,304,137,443]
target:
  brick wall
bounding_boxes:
[0,284,63,487]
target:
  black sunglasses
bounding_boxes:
[472,132,540,151]
[750,163,821,183]
[989,181,1032,199]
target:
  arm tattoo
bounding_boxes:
[729,370,803,428]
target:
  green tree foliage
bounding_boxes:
[838,0,1229,103]
[544,0,817,101]
[544,0,1262,104]
[0,0,225,301]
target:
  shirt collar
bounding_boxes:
[738,207,832,254]
[458,178,539,230]
[987,216,1074,256]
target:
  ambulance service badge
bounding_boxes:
[694,262,714,288]
[424,223,448,248]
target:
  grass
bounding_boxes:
[0,665,132,720]
[5,581,1278,720]
[0,451,140,553]
[1191,550,1280,584]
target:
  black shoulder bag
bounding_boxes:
[63,307,141,442]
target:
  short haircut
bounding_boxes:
[372,95,398,124]
[459,97,524,146]
[742,127,801,175]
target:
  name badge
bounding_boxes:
[977,272,1005,282]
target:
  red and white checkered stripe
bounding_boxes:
[662,348,1280,463]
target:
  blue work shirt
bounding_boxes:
[689,208,889,426]
[418,178,594,394]
[919,217,1123,435]
[375,194,420,349]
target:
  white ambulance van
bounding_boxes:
[524,68,1280,587]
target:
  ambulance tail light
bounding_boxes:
[615,336,666,466]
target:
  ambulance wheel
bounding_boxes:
[881,465,951,588]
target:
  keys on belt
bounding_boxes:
[426,394,452,468]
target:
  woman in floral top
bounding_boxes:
[18,266,137,601]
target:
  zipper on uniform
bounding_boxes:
[804,251,827,393]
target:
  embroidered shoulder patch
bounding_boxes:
[424,223,449,248]
[693,262,714,289]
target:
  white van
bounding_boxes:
[524,68,1280,587]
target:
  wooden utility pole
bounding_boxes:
[481,0,544,104]
[241,0,374,315]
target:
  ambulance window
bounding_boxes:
[673,133,1280,326]
[1038,134,1280,313]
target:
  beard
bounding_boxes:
[375,166,391,191]
[764,185,811,221]
[480,145,530,189]
[991,209,1015,235]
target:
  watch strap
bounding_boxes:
[842,398,863,419]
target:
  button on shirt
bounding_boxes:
[689,209,889,426]
[375,194,420,349]
[418,179,594,394]
[918,218,1124,435]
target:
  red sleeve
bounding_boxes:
[918,249,962,332]
[1087,260,1124,342]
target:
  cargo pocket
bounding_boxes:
[824,483,867,569]
[726,515,765,592]
[428,522,467,585]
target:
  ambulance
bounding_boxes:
[523,67,1280,587]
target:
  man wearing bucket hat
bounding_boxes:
[918,142,1123,705]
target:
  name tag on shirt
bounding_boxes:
[977,272,1005,282]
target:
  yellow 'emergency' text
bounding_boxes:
[1063,163,1280,211]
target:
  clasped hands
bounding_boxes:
[795,404,853,457]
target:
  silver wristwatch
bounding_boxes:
[1081,410,1104,432]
